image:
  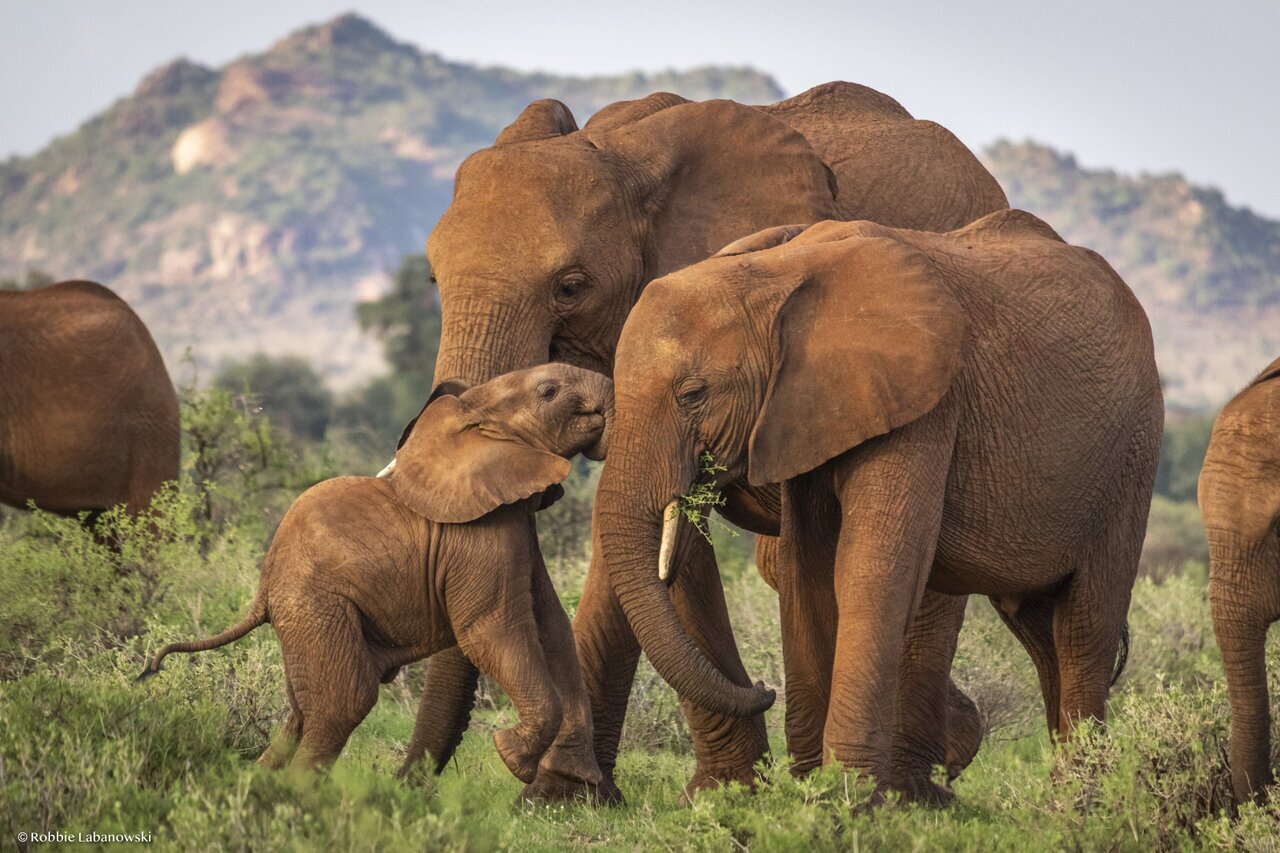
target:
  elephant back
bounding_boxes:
[762,82,1009,232]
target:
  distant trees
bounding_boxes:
[213,355,334,441]
[1154,411,1217,503]
[335,253,441,444]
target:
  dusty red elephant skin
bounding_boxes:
[140,365,611,788]
[414,81,1010,802]
[0,280,179,518]
[597,212,1163,801]
[1199,356,1280,804]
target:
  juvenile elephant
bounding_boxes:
[418,82,1009,799]
[596,211,1163,800]
[141,365,610,788]
[0,280,179,517]
[1199,357,1280,803]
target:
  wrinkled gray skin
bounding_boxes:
[416,82,1010,802]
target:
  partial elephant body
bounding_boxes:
[598,210,1163,796]
[760,82,1006,231]
[1199,357,1280,803]
[143,365,609,787]
[0,281,179,516]
[420,82,1009,799]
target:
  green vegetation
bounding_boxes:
[214,355,335,442]
[0,330,1271,848]
[2,443,1277,848]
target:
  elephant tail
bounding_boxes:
[1110,622,1131,687]
[137,593,268,681]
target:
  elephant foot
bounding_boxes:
[493,729,542,784]
[519,773,625,806]
[679,763,761,805]
[894,769,956,808]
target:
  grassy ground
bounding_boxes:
[2,475,1279,852]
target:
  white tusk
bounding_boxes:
[658,500,681,581]
[376,458,397,478]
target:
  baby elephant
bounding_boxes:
[141,364,611,788]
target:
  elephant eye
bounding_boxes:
[538,382,559,401]
[677,380,709,408]
[553,274,589,305]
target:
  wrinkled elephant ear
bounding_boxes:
[747,234,968,486]
[396,379,471,451]
[393,396,571,523]
[715,224,810,258]
[495,99,579,146]
[586,100,840,278]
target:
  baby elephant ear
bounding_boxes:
[392,396,572,524]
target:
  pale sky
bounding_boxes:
[3,1,1278,216]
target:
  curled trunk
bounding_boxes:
[596,469,775,718]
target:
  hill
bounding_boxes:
[2,14,1275,408]
[983,141,1280,408]
[0,14,782,387]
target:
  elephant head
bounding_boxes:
[390,363,612,523]
[426,94,840,389]
[595,221,968,711]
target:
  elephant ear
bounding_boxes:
[393,395,571,523]
[747,235,967,486]
[715,224,809,258]
[495,99,579,146]
[587,100,840,278]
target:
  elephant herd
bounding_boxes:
[2,82,1279,807]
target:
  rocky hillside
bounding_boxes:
[984,141,1280,408]
[3,14,1274,408]
[0,14,781,387]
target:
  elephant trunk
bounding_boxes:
[583,374,615,461]
[596,455,775,719]
[433,291,552,389]
[1208,534,1279,803]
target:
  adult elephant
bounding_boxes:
[0,280,180,518]
[414,82,1009,800]
[1199,357,1280,803]
[597,212,1163,799]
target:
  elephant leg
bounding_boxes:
[821,410,955,791]
[669,531,771,798]
[397,652,479,779]
[458,610,564,785]
[993,594,1060,736]
[258,709,303,770]
[572,543,640,802]
[774,494,838,777]
[282,609,380,771]
[1052,569,1130,736]
[1209,532,1280,803]
[891,589,970,804]
[521,555,604,801]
